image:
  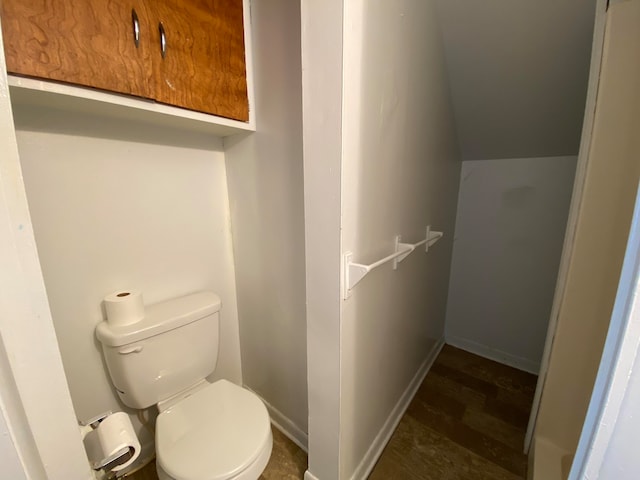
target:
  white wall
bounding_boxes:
[0,27,92,479]
[303,0,460,477]
[0,405,27,480]
[446,157,576,373]
[13,107,242,456]
[340,0,460,475]
[225,0,308,445]
[436,0,596,160]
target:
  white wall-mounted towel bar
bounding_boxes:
[342,226,443,299]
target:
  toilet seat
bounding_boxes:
[156,379,272,480]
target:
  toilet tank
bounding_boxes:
[96,291,221,409]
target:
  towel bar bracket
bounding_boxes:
[342,226,443,299]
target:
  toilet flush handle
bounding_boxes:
[118,345,143,355]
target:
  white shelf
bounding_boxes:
[8,75,256,138]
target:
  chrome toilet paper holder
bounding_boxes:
[81,411,112,429]
[80,411,140,476]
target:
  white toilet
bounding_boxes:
[96,291,272,480]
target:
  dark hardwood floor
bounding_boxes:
[370,345,537,479]
[125,345,536,479]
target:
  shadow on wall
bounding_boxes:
[12,103,223,151]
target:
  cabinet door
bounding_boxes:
[151,0,248,121]
[1,0,153,98]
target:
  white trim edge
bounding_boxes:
[524,0,609,453]
[445,336,539,375]
[304,471,321,480]
[348,338,445,480]
[569,183,640,479]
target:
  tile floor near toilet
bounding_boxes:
[127,346,536,480]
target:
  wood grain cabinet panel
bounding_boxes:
[0,0,249,121]
[1,0,153,99]
[152,0,248,120]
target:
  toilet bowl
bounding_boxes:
[96,292,272,480]
[155,380,272,480]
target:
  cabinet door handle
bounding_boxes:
[159,22,167,59]
[131,9,140,48]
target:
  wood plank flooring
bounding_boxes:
[125,345,536,479]
[369,345,537,479]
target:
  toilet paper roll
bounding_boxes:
[83,412,141,473]
[104,290,144,326]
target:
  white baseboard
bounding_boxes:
[445,335,540,374]
[243,385,309,452]
[304,471,321,480]
[349,337,445,480]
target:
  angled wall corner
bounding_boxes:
[533,0,640,472]
[435,0,597,161]
[225,0,309,446]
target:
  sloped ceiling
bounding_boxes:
[435,0,597,161]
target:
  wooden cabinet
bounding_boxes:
[151,0,247,120]
[0,0,249,121]
[0,0,153,98]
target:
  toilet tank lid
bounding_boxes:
[96,291,221,347]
